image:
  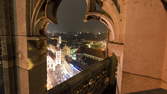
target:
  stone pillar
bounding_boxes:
[108,42,124,94]
[101,0,125,93]
[15,0,47,94]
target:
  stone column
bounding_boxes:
[15,0,47,94]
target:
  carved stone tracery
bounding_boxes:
[30,0,122,38]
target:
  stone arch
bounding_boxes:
[30,0,124,41]
[30,0,121,57]
[30,0,124,57]
[101,0,122,42]
[84,12,115,41]
[29,0,125,93]
[83,0,125,45]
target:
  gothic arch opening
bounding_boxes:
[28,0,122,93]
[45,0,110,90]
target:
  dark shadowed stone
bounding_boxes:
[129,88,167,94]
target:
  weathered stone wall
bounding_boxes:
[122,0,167,93]
[161,19,167,89]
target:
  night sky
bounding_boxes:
[47,0,107,34]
